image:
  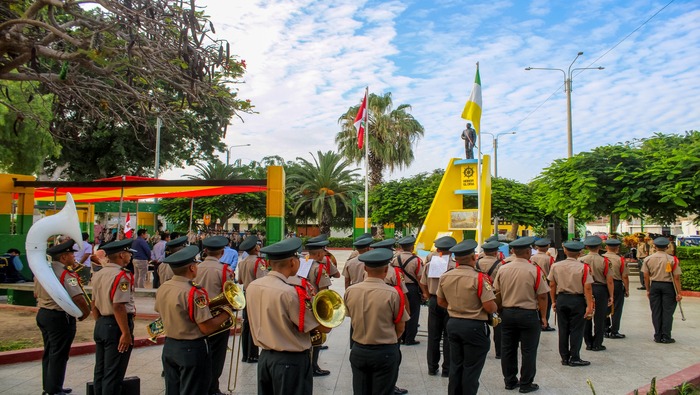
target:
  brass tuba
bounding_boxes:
[208,280,246,336]
[26,193,84,318]
[310,289,346,346]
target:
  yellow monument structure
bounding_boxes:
[415,156,492,255]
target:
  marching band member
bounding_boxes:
[35,240,91,395]
[194,236,235,395]
[156,245,233,395]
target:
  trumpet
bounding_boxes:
[310,289,346,346]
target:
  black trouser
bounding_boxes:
[207,329,230,394]
[241,307,259,360]
[638,258,646,286]
[493,321,502,357]
[258,349,312,395]
[546,293,553,325]
[401,283,421,344]
[501,308,541,387]
[163,337,211,395]
[152,263,161,288]
[36,308,76,394]
[607,280,626,334]
[93,315,134,395]
[446,318,490,395]
[555,293,586,361]
[350,343,401,395]
[649,282,677,340]
[427,295,450,373]
[312,345,321,370]
[584,284,609,348]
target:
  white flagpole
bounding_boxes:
[475,62,482,246]
[363,86,369,233]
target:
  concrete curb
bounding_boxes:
[629,363,700,395]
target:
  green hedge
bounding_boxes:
[677,247,700,291]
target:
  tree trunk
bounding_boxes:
[506,221,520,241]
[610,213,620,234]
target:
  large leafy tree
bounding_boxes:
[287,151,362,235]
[1,0,252,179]
[369,170,443,233]
[491,177,544,239]
[336,92,424,187]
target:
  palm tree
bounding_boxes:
[287,151,362,235]
[336,92,425,187]
[186,159,238,180]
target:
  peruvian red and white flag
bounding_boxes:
[124,213,133,239]
[353,91,367,149]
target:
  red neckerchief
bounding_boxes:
[253,256,267,277]
[221,264,232,292]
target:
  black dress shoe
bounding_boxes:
[313,368,331,376]
[609,333,626,339]
[428,369,438,376]
[519,383,539,393]
[505,382,520,390]
[561,359,569,366]
[241,357,248,363]
[568,359,591,367]
[394,386,408,394]
[637,287,646,290]
[247,357,259,363]
[320,345,329,350]
[403,340,420,346]
[495,354,501,359]
[604,332,611,338]
[62,389,72,394]
[585,346,592,350]
[441,370,449,377]
[542,326,556,332]
[590,345,606,351]
[660,337,676,344]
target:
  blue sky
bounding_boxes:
[165,0,700,183]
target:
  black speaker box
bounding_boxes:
[86,376,140,395]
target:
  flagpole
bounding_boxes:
[363,86,369,234]
[117,175,125,237]
[475,62,482,246]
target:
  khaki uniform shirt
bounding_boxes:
[667,243,676,256]
[580,254,610,284]
[35,261,83,311]
[391,251,422,284]
[342,256,365,286]
[238,254,267,290]
[321,254,340,277]
[547,258,594,295]
[91,262,135,315]
[493,258,550,310]
[437,265,495,320]
[344,277,409,345]
[195,256,233,297]
[530,252,553,277]
[476,255,502,279]
[246,271,320,352]
[364,267,409,293]
[420,253,456,295]
[604,252,629,281]
[503,255,516,263]
[155,275,212,340]
[637,242,651,259]
[347,250,360,261]
[305,261,331,294]
[642,251,681,282]
[158,263,174,283]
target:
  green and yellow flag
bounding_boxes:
[461,63,482,133]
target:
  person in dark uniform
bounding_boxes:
[194,236,235,395]
[159,236,189,284]
[345,248,409,395]
[476,240,504,358]
[437,239,497,395]
[237,235,265,363]
[303,238,333,376]
[530,238,556,332]
[603,238,629,339]
[420,236,457,377]
[35,240,91,395]
[548,241,594,367]
[246,237,331,395]
[391,236,423,346]
[643,237,682,343]
[91,239,137,395]
[156,245,234,395]
[580,236,614,352]
[493,237,549,393]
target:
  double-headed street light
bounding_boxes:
[482,131,516,235]
[226,144,251,165]
[526,51,604,240]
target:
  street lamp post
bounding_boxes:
[526,52,604,240]
[482,131,516,235]
[226,144,251,166]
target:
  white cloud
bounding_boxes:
[162,0,700,186]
